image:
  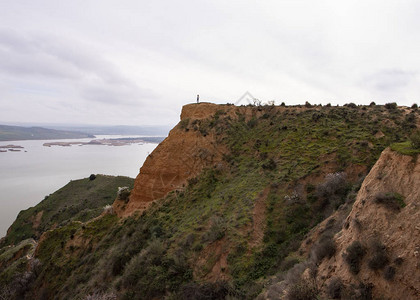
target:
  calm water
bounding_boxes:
[0,136,158,237]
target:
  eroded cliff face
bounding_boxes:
[114,103,230,217]
[115,102,290,217]
[317,148,420,299]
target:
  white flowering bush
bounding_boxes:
[117,187,130,202]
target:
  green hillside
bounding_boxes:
[3,175,134,246]
[0,103,418,299]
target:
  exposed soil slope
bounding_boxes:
[317,148,420,299]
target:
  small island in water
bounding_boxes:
[43,137,165,147]
[0,145,25,152]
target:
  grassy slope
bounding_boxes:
[0,125,93,141]
[1,104,418,299]
[391,140,420,156]
[3,175,134,246]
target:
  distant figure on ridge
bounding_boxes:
[197,94,200,103]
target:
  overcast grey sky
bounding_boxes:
[1,0,419,126]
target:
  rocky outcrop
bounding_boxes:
[114,103,230,217]
[317,148,420,299]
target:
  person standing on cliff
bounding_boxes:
[197,94,199,103]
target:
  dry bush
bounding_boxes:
[312,234,336,263]
[384,265,396,281]
[344,241,365,275]
[288,279,319,300]
[374,192,405,210]
[317,172,347,198]
[327,277,343,299]
[367,240,389,270]
[85,291,117,300]
[179,281,236,300]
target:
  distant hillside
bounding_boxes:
[0,124,94,141]
[42,124,172,136]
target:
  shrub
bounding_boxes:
[369,102,376,106]
[411,103,418,109]
[384,265,396,280]
[193,243,203,252]
[117,187,131,202]
[280,258,300,272]
[315,172,348,210]
[313,234,336,263]
[326,103,331,107]
[121,240,166,289]
[85,291,117,300]
[89,174,96,181]
[262,158,277,170]
[111,252,131,276]
[311,112,324,122]
[317,172,347,199]
[288,279,319,300]
[201,216,226,243]
[281,102,286,106]
[405,113,416,124]
[367,240,389,270]
[344,241,365,275]
[394,257,404,266]
[385,102,397,110]
[0,285,13,300]
[374,192,406,210]
[179,281,236,300]
[356,282,373,300]
[103,205,114,215]
[327,277,343,299]
[306,184,315,193]
[304,101,312,108]
[346,103,357,109]
[247,118,258,128]
[182,233,196,248]
[179,118,190,131]
[410,130,420,149]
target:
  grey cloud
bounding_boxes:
[81,83,153,106]
[363,69,417,92]
[0,28,153,106]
